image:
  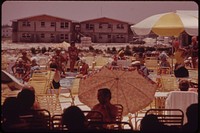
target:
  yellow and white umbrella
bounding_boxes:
[131,12,198,36]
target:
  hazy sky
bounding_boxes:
[2,1,198,25]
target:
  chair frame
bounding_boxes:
[145,108,184,128]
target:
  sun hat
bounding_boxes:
[131,61,141,66]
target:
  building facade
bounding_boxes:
[12,14,73,43]
[2,25,12,38]
[80,17,130,43]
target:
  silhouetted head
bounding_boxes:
[186,103,198,123]
[97,88,112,104]
[140,114,162,132]
[179,80,189,91]
[17,88,35,112]
[2,97,20,121]
[62,106,86,131]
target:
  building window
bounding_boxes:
[41,22,45,27]
[86,24,94,30]
[51,22,55,27]
[41,34,45,38]
[108,24,112,28]
[60,34,64,39]
[22,21,30,27]
[108,35,111,38]
[117,24,124,29]
[51,34,55,38]
[65,34,68,39]
[22,33,31,38]
[99,24,102,29]
[116,35,124,38]
[60,22,69,28]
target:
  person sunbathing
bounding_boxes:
[76,58,89,78]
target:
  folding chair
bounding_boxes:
[36,94,64,117]
[37,57,48,70]
[114,104,123,122]
[157,67,171,75]
[51,114,67,131]
[128,104,153,130]
[83,110,103,122]
[51,110,104,131]
[28,69,55,95]
[159,75,178,92]
[18,109,51,131]
[144,57,159,72]
[145,108,184,128]
[87,121,133,131]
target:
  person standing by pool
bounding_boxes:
[172,40,189,78]
[188,36,198,68]
[68,41,79,72]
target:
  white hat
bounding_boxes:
[131,61,141,66]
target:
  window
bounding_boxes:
[117,24,124,29]
[60,22,69,28]
[108,24,112,28]
[116,35,124,39]
[86,24,94,30]
[22,21,30,27]
[22,33,26,38]
[41,22,45,27]
[108,35,111,38]
[99,24,102,29]
[60,34,64,39]
[41,34,45,38]
[51,22,55,27]
[65,34,68,39]
[51,34,55,38]
[22,33,31,38]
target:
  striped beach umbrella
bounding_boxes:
[131,12,198,36]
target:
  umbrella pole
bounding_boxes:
[171,43,174,74]
[171,36,176,74]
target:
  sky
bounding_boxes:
[1,1,198,25]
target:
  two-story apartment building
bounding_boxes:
[80,17,130,43]
[12,14,73,43]
[2,25,12,38]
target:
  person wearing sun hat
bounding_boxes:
[131,61,149,77]
[68,41,79,72]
